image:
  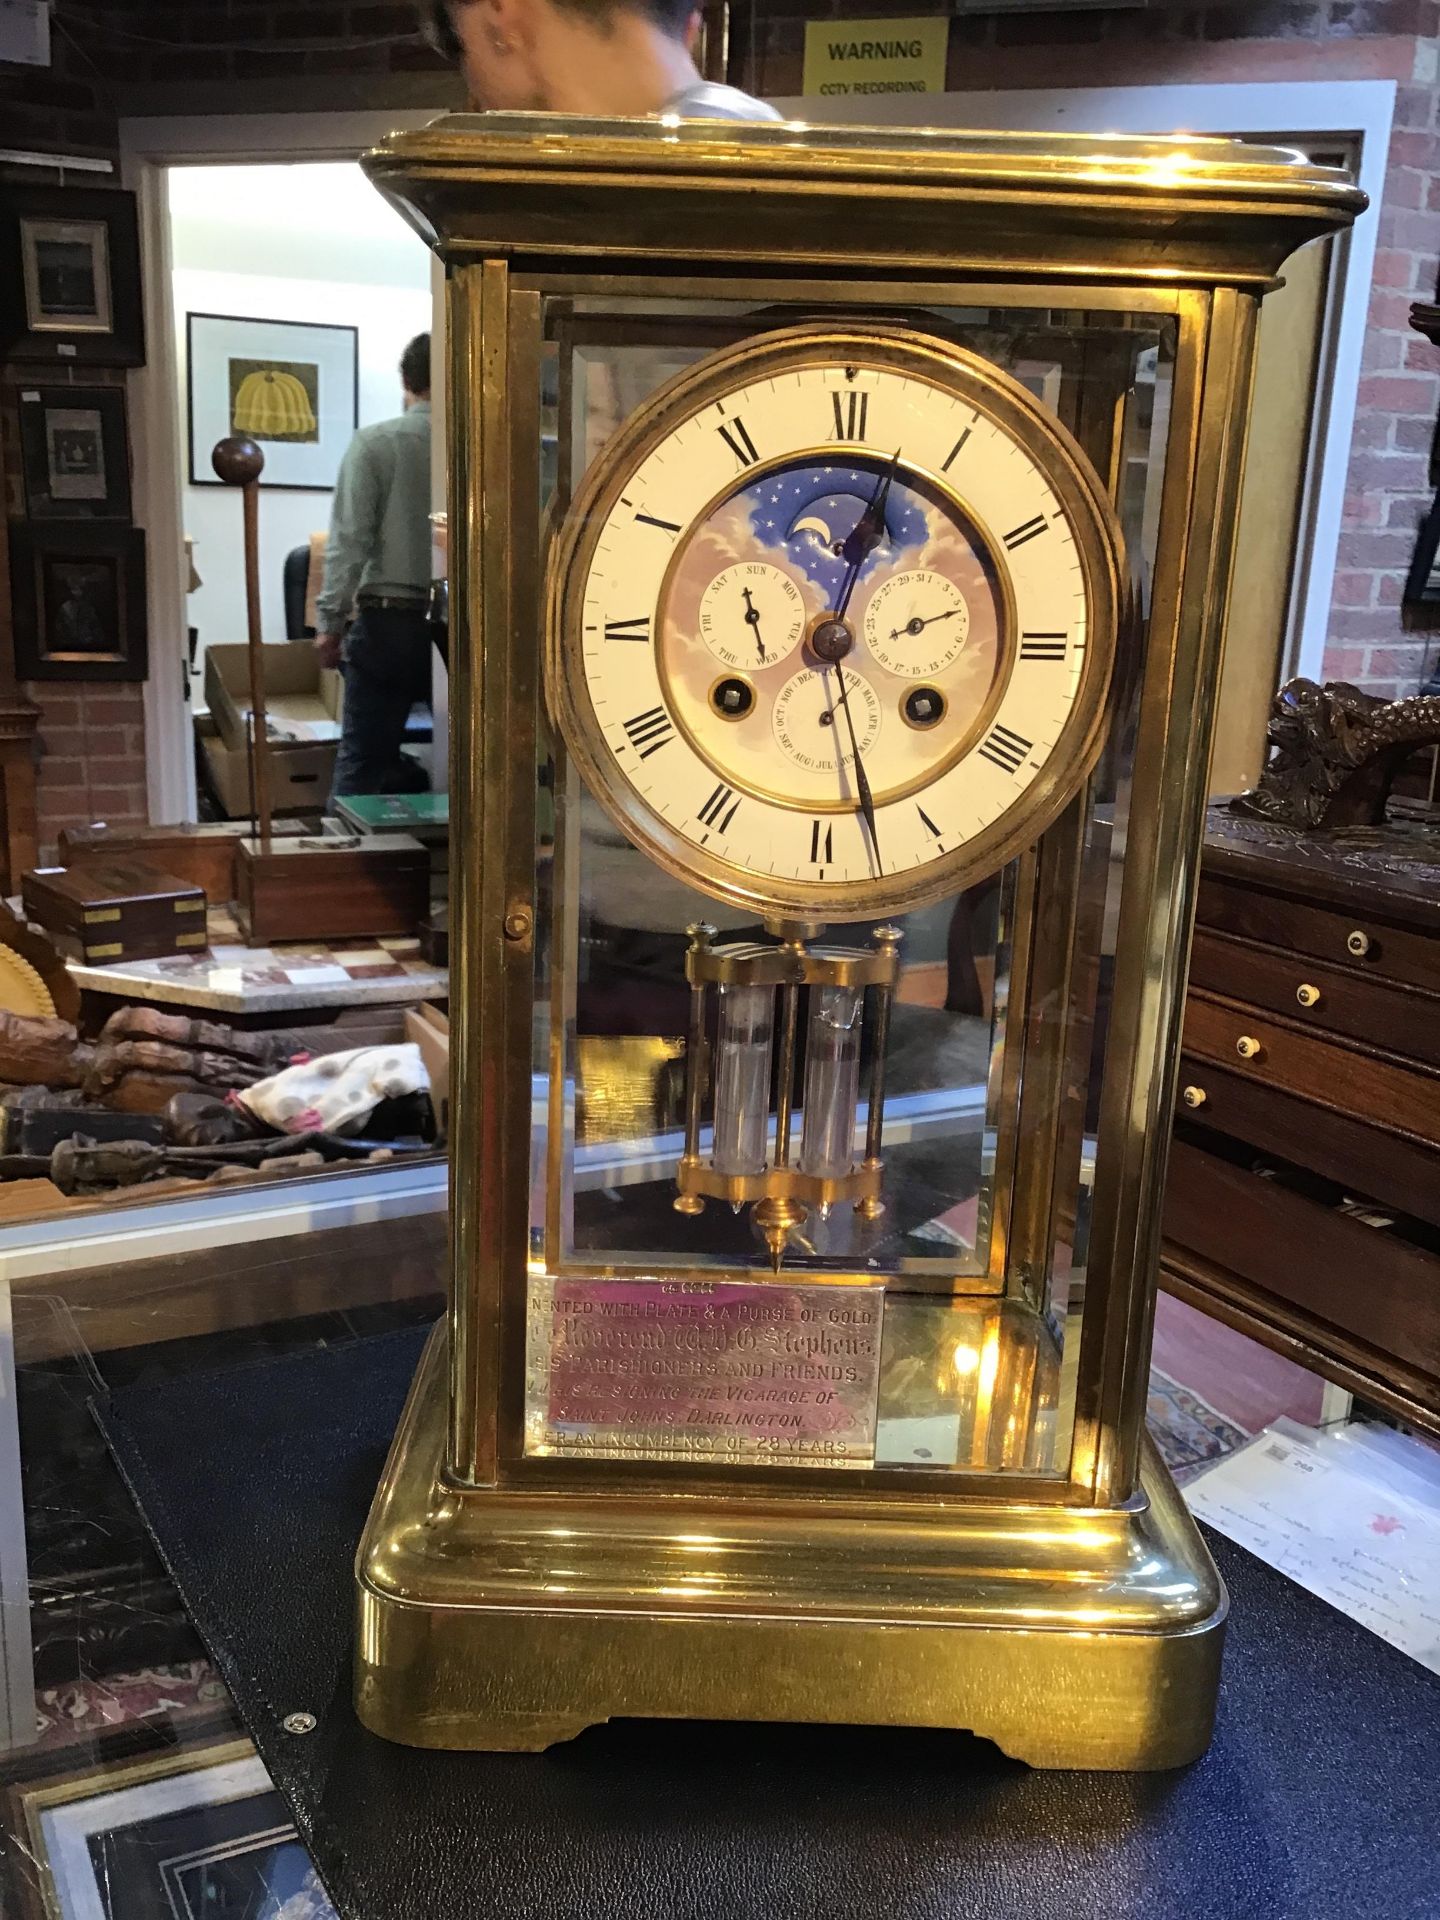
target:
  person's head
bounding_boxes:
[400,333,432,403]
[426,0,700,115]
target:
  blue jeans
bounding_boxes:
[331,606,432,802]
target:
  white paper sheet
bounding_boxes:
[1187,1429,1440,1676]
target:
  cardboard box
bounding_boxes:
[204,642,343,753]
[405,1003,449,1127]
[201,732,336,819]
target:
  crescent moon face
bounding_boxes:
[790,513,833,543]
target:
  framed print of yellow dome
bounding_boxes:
[353,114,1362,1769]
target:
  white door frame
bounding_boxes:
[773,80,1395,686]
[119,109,444,825]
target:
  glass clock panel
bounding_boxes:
[526,297,1177,1480]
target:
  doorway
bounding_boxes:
[121,112,446,826]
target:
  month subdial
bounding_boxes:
[863,569,970,679]
[698,562,806,672]
[772,665,882,779]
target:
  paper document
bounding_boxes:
[1187,1428,1440,1676]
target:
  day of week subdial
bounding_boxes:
[863,569,970,679]
[698,562,805,671]
[772,665,882,780]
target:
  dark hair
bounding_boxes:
[422,0,693,59]
[400,333,432,396]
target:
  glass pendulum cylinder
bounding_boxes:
[799,986,863,1180]
[711,984,775,1176]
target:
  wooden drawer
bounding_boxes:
[1183,991,1440,1147]
[1197,873,1438,995]
[1163,1139,1440,1394]
[1189,929,1440,1069]
[1174,1054,1440,1228]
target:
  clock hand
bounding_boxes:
[741,586,768,663]
[828,667,880,866]
[891,607,961,642]
[834,451,900,620]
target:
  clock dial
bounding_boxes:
[550,328,1120,917]
[863,570,971,680]
[699,562,805,671]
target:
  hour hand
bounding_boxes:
[741,586,768,663]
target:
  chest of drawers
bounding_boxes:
[1161,805,1440,1433]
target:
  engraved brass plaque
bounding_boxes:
[526,1276,883,1467]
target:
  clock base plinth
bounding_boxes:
[355,1328,1226,1770]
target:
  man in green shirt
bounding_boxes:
[315,332,434,798]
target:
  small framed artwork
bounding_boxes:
[187,313,359,491]
[5,1735,339,1920]
[9,523,148,683]
[17,386,132,521]
[0,188,145,366]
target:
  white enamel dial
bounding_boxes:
[699,562,805,671]
[863,570,970,679]
[552,330,1118,916]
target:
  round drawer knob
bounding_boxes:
[1295,983,1321,1008]
[1346,929,1372,958]
[1182,1085,1208,1110]
[1236,1035,1265,1061]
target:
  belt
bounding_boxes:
[356,593,427,613]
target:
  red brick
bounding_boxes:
[1331,605,1413,637]
[1384,492,1432,526]
[1394,415,1440,453]
[1345,447,1433,490]
[36,758,87,788]
[1393,84,1440,131]
[1331,568,1378,606]
[1337,529,1419,567]
[1362,330,1408,371]
[1356,372,1440,415]
[79,696,142,726]
[1343,491,1387,525]
[1405,333,1440,369]
[1367,644,1430,680]
[85,788,146,815]
[1377,571,1407,604]
[1388,128,1440,169]
[1385,168,1430,212]
[1323,646,1370,678]
[1371,248,1419,289]
[1347,412,1394,450]
[1368,288,1425,332]
[34,726,88,757]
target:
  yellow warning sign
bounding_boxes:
[802,16,948,101]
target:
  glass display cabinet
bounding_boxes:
[354,116,1361,1768]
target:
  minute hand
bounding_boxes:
[831,668,880,865]
[834,451,900,620]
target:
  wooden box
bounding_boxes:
[235,834,429,943]
[22,860,208,965]
[58,822,246,906]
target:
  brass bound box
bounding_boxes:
[352,114,1362,1769]
[22,858,208,964]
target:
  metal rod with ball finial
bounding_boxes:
[211,435,272,850]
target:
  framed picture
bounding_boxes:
[8,524,148,683]
[0,188,145,367]
[187,314,359,491]
[4,1735,338,1920]
[17,386,132,521]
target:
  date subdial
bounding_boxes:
[772,665,882,779]
[863,570,970,679]
[699,562,806,672]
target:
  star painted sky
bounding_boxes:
[744,458,932,600]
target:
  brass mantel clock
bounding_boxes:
[356,116,1361,1769]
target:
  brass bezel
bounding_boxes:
[546,323,1124,919]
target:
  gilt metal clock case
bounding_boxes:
[354,113,1363,1770]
